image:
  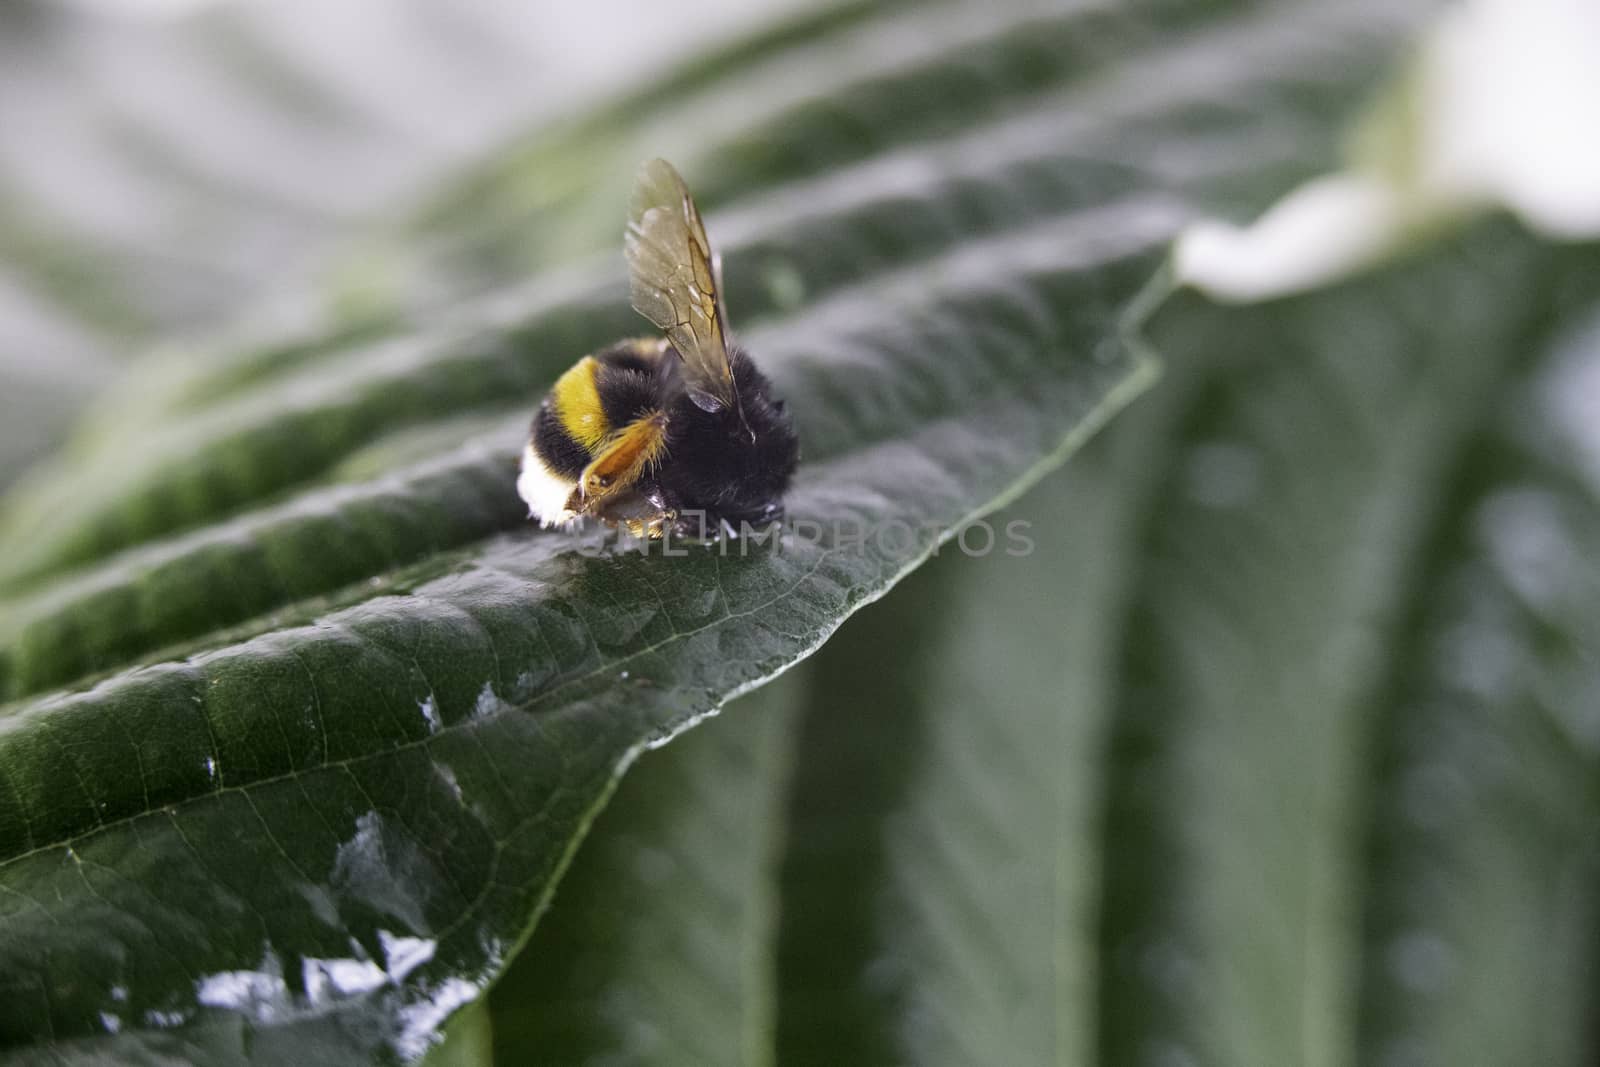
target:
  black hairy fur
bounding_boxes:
[657,347,798,527]
[530,342,798,531]
[531,400,589,478]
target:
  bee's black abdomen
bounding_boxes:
[532,401,590,479]
[660,347,799,525]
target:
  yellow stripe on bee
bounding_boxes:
[552,356,611,450]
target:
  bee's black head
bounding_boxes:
[661,348,799,527]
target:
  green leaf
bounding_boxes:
[524,227,1600,1067]
[763,231,1572,1067]
[1097,227,1600,1067]
[770,419,1177,1067]
[464,227,1600,1067]
[416,999,492,1067]
[1356,294,1600,1067]
[0,217,1149,1062]
[488,675,800,1066]
[0,0,1444,1061]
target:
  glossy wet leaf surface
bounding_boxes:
[488,675,800,1066]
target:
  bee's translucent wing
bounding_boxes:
[626,158,737,412]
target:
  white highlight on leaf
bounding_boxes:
[297,881,341,928]
[98,1012,121,1034]
[301,956,388,1004]
[394,977,480,1061]
[433,760,464,803]
[1176,0,1600,301]
[331,812,438,935]
[418,696,441,734]
[198,932,438,1018]
[194,946,290,1022]
[380,931,438,982]
[473,681,509,720]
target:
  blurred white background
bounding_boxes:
[0,0,800,482]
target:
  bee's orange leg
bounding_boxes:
[566,412,670,515]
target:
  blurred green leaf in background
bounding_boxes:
[1,0,1598,1064]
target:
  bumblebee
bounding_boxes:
[517,158,799,540]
